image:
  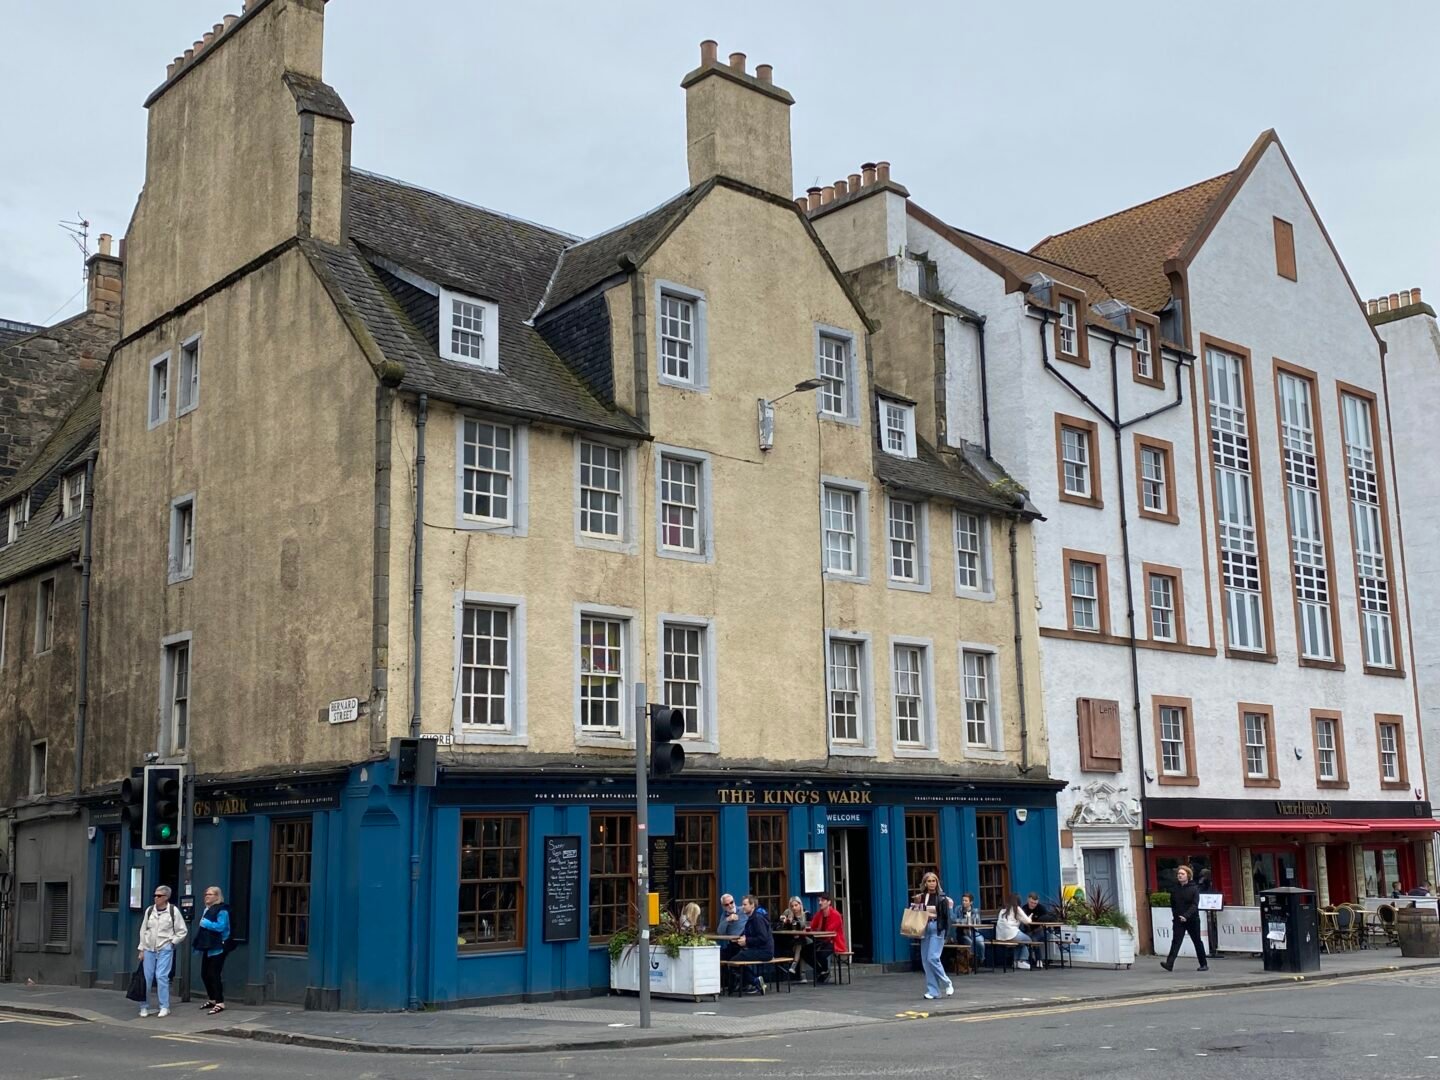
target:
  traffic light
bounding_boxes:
[389,736,438,787]
[142,764,183,851]
[648,705,685,777]
[120,769,144,846]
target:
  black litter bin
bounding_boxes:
[1259,887,1321,973]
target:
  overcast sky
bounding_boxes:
[3,1,1436,325]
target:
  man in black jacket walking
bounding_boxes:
[1161,865,1208,972]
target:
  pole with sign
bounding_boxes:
[634,681,650,1030]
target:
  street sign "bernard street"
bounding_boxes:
[327,697,360,725]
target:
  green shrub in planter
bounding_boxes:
[1149,891,1172,908]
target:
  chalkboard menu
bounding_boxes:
[649,835,674,914]
[543,835,581,943]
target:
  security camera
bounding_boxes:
[143,752,161,764]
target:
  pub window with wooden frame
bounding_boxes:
[101,830,121,910]
[747,811,788,918]
[975,811,1009,912]
[458,813,525,952]
[268,819,312,954]
[672,811,718,928]
[588,813,635,940]
[904,812,940,893]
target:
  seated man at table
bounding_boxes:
[1022,892,1053,967]
[729,894,775,995]
[803,893,848,984]
[715,893,743,959]
[955,892,986,967]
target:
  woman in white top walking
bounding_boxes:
[995,892,1036,969]
[136,885,188,1017]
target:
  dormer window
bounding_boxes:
[5,498,28,545]
[1058,298,1078,355]
[1053,287,1089,366]
[439,288,500,370]
[881,401,917,458]
[61,471,86,520]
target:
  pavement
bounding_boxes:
[2,948,1437,1056]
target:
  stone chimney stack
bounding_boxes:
[86,233,124,321]
[681,40,795,199]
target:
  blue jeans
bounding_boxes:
[1006,929,1033,964]
[730,947,771,990]
[921,924,951,996]
[960,928,986,964]
[142,946,174,1010]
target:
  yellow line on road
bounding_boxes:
[662,1059,784,1064]
[949,983,1297,1023]
[0,1011,75,1026]
[147,1061,216,1070]
[152,1034,229,1045]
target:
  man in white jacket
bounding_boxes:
[137,885,187,1017]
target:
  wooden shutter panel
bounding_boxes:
[44,881,70,947]
[1078,697,1123,772]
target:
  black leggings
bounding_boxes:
[200,951,228,1004]
[1166,916,1207,966]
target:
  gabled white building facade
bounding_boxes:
[810,132,1434,938]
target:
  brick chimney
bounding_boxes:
[86,233,123,321]
[681,41,795,199]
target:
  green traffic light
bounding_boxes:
[159,825,173,840]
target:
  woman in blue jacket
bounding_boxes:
[194,885,232,1014]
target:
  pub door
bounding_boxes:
[827,828,872,962]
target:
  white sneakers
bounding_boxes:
[923,992,938,1000]
[157,1008,170,1018]
[945,982,955,996]
[139,1007,149,1018]
[1016,960,1032,970]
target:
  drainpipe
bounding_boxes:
[1008,515,1030,773]
[73,453,96,795]
[407,394,427,1011]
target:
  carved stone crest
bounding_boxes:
[1068,780,1139,828]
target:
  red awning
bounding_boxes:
[1335,819,1440,834]
[1150,818,1370,833]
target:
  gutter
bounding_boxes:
[73,452,96,795]
[407,394,427,1011]
[1008,515,1030,773]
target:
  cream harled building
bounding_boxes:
[78,0,1054,1008]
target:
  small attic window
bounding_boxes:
[5,497,28,545]
[881,400,917,459]
[439,288,500,370]
[61,470,86,520]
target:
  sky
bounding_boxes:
[2,1,1436,325]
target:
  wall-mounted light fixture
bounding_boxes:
[758,377,827,451]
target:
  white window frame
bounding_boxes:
[959,643,1004,759]
[452,591,527,746]
[1207,347,1266,653]
[5,498,27,545]
[574,437,635,553]
[953,510,993,598]
[1159,704,1187,777]
[168,493,196,585]
[653,444,714,563]
[176,333,201,416]
[1148,573,1177,643]
[815,324,859,424]
[1061,425,1092,498]
[438,287,500,370]
[657,614,719,754]
[1378,722,1401,782]
[888,636,937,757]
[60,470,86,521]
[159,632,192,757]
[1315,717,1339,781]
[880,400,917,458]
[1134,322,1154,379]
[1341,392,1395,669]
[1058,297,1079,357]
[654,280,708,391]
[821,477,869,583]
[455,417,528,537]
[1140,445,1168,515]
[1069,560,1100,633]
[34,576,56,655]
[1279,371,1333,661]
[885,495,930,592]
[29,739,46,797]
[1244,711,1270,779]
[148,352,170,429]
[825,630,875,756]
[573,604,636,747]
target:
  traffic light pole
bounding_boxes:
[634,681,650,1030]
[180,767,195,1003]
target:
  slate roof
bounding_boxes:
[874,432,1039,519]
[535,184,710,317]
[1030,172,1233,313]
[308,171,643,436]
[0,381,100,582]
[0,319,42,350]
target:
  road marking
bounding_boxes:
[895,1009,930,1019]
[147,1061,218,1070]
[0,1012,75,1026]
[152,1034,229,1045]
[663,1059,784,1064]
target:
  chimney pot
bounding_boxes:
[834,178,848,197]
[1413,286,1422,303]
[756,63,773,84]
[795,197,809,212]
[821,186,835,205]
[1367,299,1377,315]
[848,172,861,191]
[223,13,239,30]
[1390,292,1401,309]
[807,187,823,212]
[213,22,225,35]
[1379,297,1390,312]
[876,161,891,182]
[183,48,195,62]
[700,40,718,65]
[1400,289,1412,307]
[729,51,746,72]
[861,162,878,186]
[98,233,113,257]
[194,39,206,53]
[201,32,215,49]
[166,60,178,78]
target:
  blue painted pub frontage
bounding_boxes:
[84,763,1061,1009]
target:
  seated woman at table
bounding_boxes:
[955,892,986,966]
[777,896,810,975]
[995,893,1036,969]
[679,901,704,932]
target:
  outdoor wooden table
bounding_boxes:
[1028,921,1065,967]
[772,930,839,985]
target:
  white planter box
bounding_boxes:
[609,944,721,1000]
[1151,907,1196,958]
[1063,924,1136,968]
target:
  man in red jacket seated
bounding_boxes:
[803,893,849,984]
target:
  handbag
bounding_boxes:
[900,906,929,939]
[126,959,148,1003]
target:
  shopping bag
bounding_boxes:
[900,907,929,938]
[126,959,148,1002]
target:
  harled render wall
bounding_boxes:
[388,185,1047,777]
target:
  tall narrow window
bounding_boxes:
[177,336,200,413]
[1341,392,1395,669]
[1243,711,1271,779]
[975,812,1009,912]
[5,499,26,544]
[1148,573,1177,642]
[101,831,121,910]
[1277,370,1334,661]
[0,593,6,668]
[35,577,55,654]
[659,455,700,553]
[268,819,312,954]
[588,813,634,940]
[817,335,852,418]
[164,640,190,753]
[1137,442,1174,521]
[827,637,864,745]
[29,740,46,797]
[892,644,925,747]
[1061,426,1091,497]
[169,497,195,583]
[148,354,169,427]
[578,441,623,540]
[458,813,525,951]
[1376,717,1406,786]
[962,650,993,748]
[659,293,695,383]
[578,615,625,733]
[461,420,513,525]
[904,812,940,892]
[954,512,987,592]
[61,471,85,519]
[460,604,511,729]
[822,485,859,576]
[747,812,788,919]
[1207,346,1266,653]
[1057,297,1079,357]
[1066,557,1104,633]
[673,812,717,926]
[1159,705,1187,776]
[1313,713,1344,785]
[662,622,706,739]
[1134,322,1154,380]
[887,498,919,583]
